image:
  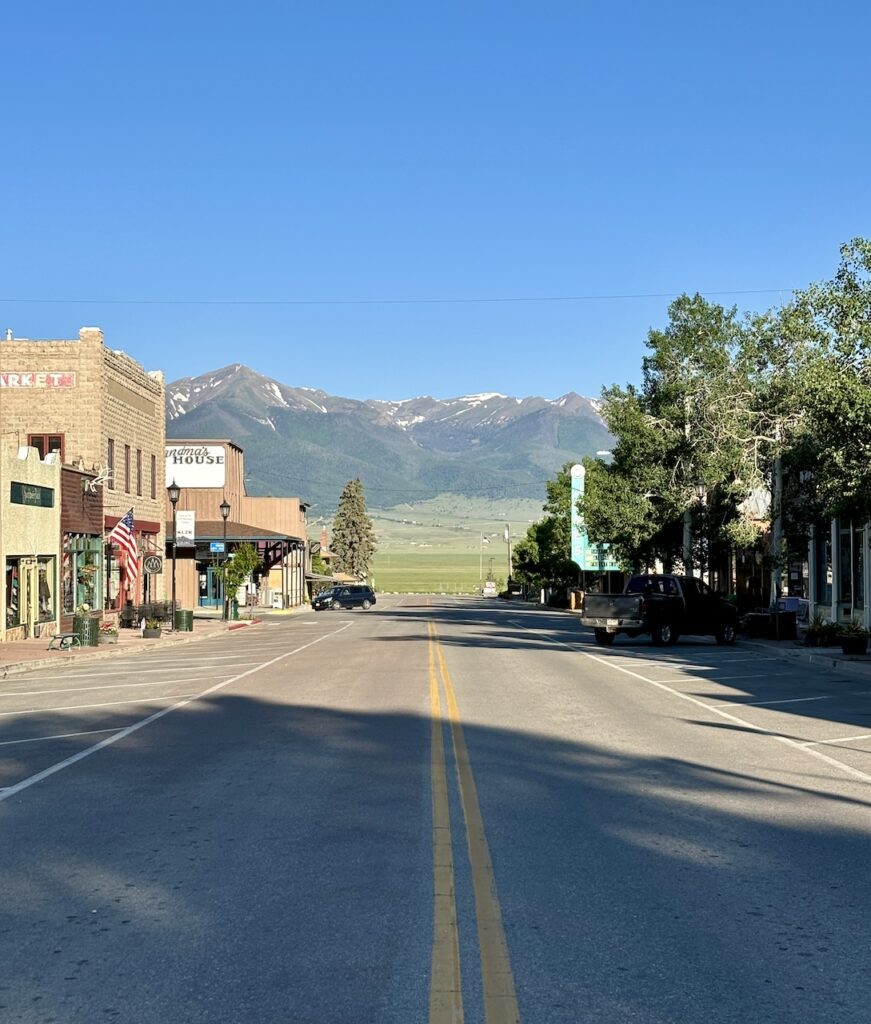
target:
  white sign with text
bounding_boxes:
[165,444,226,488]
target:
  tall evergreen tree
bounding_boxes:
[331,478,377,579]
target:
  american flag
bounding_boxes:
[108,508,139,586]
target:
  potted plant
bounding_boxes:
[837,620,869,656]
[805,613,830,647]
[98,620,119,644]
[143,618,162,639]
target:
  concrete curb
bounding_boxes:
[0,618,262,679]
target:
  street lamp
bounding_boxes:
[220,498,231,620]
[479,532,490,583]
[167,479,181,629]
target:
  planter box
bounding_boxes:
[99,635,118,645]
[840,636,868,656]
[143,628,162,639]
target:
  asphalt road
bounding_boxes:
[2,598,871,1023]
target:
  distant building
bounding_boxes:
[164,440,309,611]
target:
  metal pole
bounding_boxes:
[171,505,177,630]
[222,515,228,620]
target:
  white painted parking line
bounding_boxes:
[12,665,239,681]
[0,621,355,803]
[581,651,871,783]
[0,677,232,699]
[710,690,871,708]
[653,673,786,684]
[0,727,122,747]
[803,733,871,747]
[512,617,871,785]
[0,694,199,717]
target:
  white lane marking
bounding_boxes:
[11,666,232,681]
[510,618,871,785]
[581,650,871,784]
[0,677,233,699]
[0,622,355,803]
[653,673,785,684]
[0,727,121,747]
[0,694,199,717]
[802,733,871,747]
[710,690,871,708]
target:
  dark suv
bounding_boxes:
[313,585,376,611]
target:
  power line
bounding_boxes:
[0,288,792,308]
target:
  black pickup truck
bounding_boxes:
[580,574,738,647]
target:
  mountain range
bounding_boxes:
[166,365,612,509]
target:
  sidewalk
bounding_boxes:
[0,608,288,678]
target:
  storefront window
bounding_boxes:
[815,527,832,607]
[62,537,102,614]
[5,559,21,628]
[37,557,55,623]
[839,523,865,609]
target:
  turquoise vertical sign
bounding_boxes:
[570,463,621,571]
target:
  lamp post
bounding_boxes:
[220,499,231,620]
[167,479,181,630]
[479,532,490,584]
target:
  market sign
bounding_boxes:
[570,463,621,572]
[10,481,55,507]
[143,554,164,575]
[165,444,226,488]
[175,510,196,547]
[0,371,76,388]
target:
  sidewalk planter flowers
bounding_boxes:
[805,614,839,647]
[143,618,162,639]
[99,620,119,645]
[837,620,869,656]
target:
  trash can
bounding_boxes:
[74,614,99,647]
[230,600,239,621]
[772,610,796,641]
[174,609,193,632]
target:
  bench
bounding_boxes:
[47,632,81,650]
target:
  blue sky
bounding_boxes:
[2,2,869,401]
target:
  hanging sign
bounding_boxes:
[176,510,196,547]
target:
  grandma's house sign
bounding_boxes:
[165,444,226,488]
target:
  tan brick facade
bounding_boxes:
[0,328,166,609]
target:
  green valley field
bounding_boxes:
[311,495,544,594]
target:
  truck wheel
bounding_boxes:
[651,623,675,646]
[716,623,737,645]
[593,629,615,646]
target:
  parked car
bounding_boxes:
[580,573,738,646]
[313,585,376,611]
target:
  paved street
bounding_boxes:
[2,598,871,1023]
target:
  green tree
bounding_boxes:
[789,238,871,522]
[221,543,262,615]
[512,464,580,591]
[331,478,377,579]
[584,294,753,572]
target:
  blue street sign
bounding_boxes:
[210,541,225,553]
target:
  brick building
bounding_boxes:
[0,327,166,612]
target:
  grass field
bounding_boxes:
[367,494,543,593]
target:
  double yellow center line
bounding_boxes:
[428,621,520,1024]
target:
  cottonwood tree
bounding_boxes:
[583,294,752,573]
[331,478,377,580]
[791,238,871,522]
